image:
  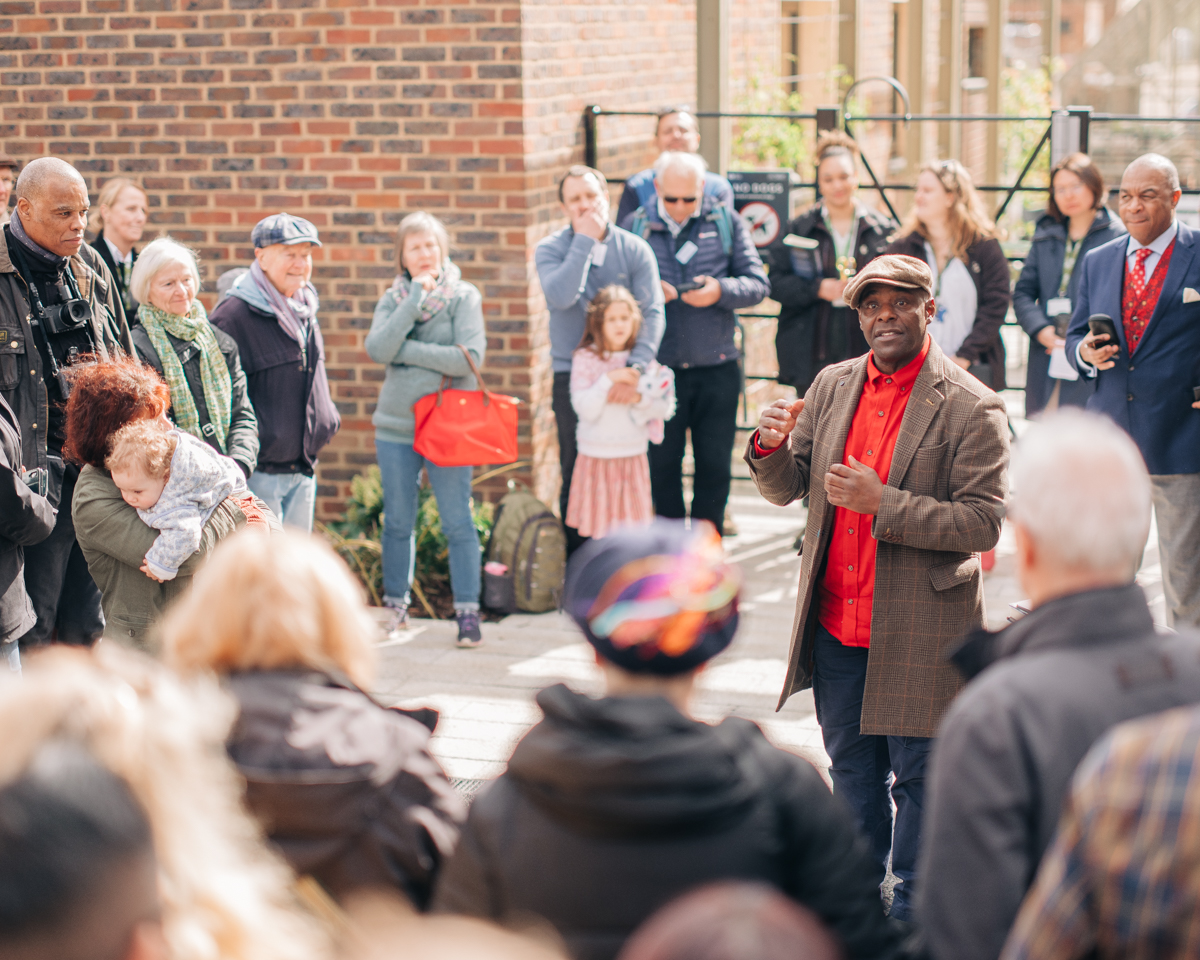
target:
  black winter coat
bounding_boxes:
[131,323,259,477]
[0,393,54,644]
[1011,207,1124,417]
[89,230,139,318]
[766,202,895,395]
[434,684,907,960]
[226,669,465,908]
[886,232,1012,390]
[209,294,340,474]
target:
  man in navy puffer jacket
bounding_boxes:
[620,151,769,535]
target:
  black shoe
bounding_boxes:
[456,610,483,648]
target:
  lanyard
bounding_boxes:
[823,208,859,278]
[1058,237,1080,298]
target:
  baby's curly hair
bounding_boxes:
[105,420,177,479]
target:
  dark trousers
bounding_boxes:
[552,371,588,556]
[812,623,931,921]
[648,359,740,535]
[19,462,103,648]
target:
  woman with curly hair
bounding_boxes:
[0,642,330,960]
[64,356,276,648]
[767,131,896,396]
[886,160,1011,390]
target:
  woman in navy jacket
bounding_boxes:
[766,132,895,396]
[1012,153,1125,417]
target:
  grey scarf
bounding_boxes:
[249,259,319,365]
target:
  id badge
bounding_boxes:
[675,240,698,265]
[1047,297,1072,318]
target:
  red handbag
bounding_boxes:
[412,345,520,467]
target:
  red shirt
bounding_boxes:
[817,336,930,646]
[753,338,931,648]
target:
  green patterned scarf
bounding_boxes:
[137,299,232,451]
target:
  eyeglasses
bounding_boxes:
[663,196,697,204]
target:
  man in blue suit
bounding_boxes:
[1067,153,1200,627]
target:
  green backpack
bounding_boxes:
[483,488,567,614]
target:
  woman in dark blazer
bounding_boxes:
[886,160,1011,390]
[88,177,147,320]
[767,132,895,396]
[1012,153,1125,417]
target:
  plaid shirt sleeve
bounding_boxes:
[1002,705,1200,960]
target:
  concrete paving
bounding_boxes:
[374,394,1167,790]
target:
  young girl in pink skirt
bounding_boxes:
[566,285,676,539]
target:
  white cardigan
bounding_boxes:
[570,349,676,459]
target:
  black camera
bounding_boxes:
[42,299,92,335]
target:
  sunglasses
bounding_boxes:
[663,196,698,204]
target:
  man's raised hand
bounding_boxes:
[757,398,804,450]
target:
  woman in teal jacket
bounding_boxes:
[365,211,487,647]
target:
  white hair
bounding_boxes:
[652,150,707,189]
[130,236,201,305]
[1008,409,1151,572]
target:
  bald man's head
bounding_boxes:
[14,157,85,205]
[1118,153,1181,245]
[13,158,89,258]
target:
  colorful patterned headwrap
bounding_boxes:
[563,520,741,676]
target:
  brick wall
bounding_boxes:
[0,0,783,520]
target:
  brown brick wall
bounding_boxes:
[1,0,782,520]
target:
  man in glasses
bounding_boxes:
[621,151,769,535]
[614,108,734,226]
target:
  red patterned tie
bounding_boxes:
[1129,247,1153,301]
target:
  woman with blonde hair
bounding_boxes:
[89,177,148,317]
[0,643,328,960]
[163,529,465,908]
[129,236,259,477]
[886,160,1011,390]
[767,131,896,395]
[364,211,487,645]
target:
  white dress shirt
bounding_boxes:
[1077,219,1177,376]
[104,235,133,272]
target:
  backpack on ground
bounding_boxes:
[483,487,566,614]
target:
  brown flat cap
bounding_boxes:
[0,155,17,172]
[843,254,934,310]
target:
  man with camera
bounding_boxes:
[1067,153,1200,628]
[0,157,134,647]
[620,150,769,535]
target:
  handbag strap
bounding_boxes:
[457,344,492,406]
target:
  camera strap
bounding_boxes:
[7,237,87,399]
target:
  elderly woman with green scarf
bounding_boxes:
[128,237,259,477]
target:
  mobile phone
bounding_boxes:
[1087,314,1119,349]
[675,279,703,293]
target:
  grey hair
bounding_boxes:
[1008,409,1151,572]
[395,211,450,275]
[129,237,201,306]
[1126,153,1181,193]
[14,157,86,204]
[653,151,707,189]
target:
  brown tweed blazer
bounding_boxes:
[746,337,1009,737]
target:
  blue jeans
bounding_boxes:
[248,471,316,532]
[376,439,480,610]
[812,623,932,922]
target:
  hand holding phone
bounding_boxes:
[675,279,703,293]
[1081,314,1121,370]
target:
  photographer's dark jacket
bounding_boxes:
[0,226,134,501]
[766,202,895,395]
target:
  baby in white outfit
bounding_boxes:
[105,421,248,581]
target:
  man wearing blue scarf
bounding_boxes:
[210,213,340,531]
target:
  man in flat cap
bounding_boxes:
[210,213,340,530]
[746,253,1009,923]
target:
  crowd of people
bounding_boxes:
[0,107,1199,960]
